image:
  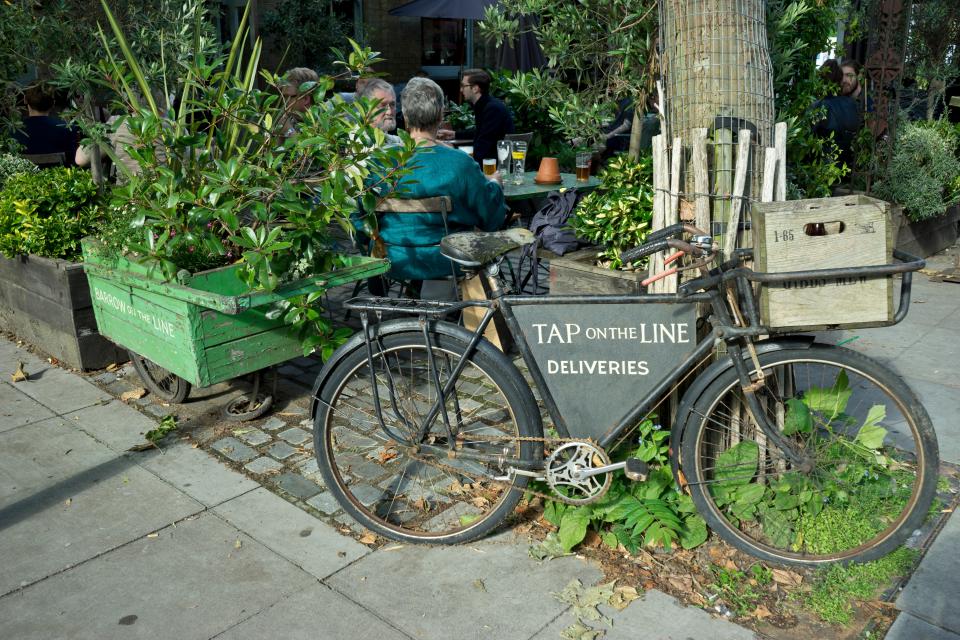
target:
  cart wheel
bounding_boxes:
[222,393,274,422]
[128,350,191,404]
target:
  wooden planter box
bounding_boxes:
[753,195,894,331]
[893,204,960,259]
[0,254,125,370]
[548,248,647,295]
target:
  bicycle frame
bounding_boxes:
[346,249,923,473]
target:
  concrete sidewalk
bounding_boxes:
[1,244,958,639]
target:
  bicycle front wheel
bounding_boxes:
[314,329,542,544]
[681,344,938,566]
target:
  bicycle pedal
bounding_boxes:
[624,458,649,482]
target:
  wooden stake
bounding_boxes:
[775,122,787,201]
[761,147,777,203]
[723,131,751,260]
[713,128,733,249]
[651,134,667,292]
[692,128,710,233]
[667,136,682,292]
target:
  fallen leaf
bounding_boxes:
[359,532,377,545]
[771,568,803,587]
[608,585,641,610]
[666,576,694,594]
[470,496,490,509]
[752,604,772,619]
[11,361,28,382]
[412,497,429,512]
[120,388,147,402]
[529,532,572,560]
[689,592,707,606]
[560,621,604,640]
[47,357,59,366]
[64,498,72,507]
[377,449,398,464]
[472,579,486,592]
[234,539,242,549]
[582,530,603,548]
[106,363,120,372]
[723,559,738,571]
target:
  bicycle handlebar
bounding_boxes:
[620,223,714,264]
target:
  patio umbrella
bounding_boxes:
[388,0,498,20]
[496,15,546,72]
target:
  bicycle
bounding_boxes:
[310,223,939,567]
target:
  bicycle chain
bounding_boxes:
[405,433,614,505]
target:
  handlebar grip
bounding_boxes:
[644,223,686,245]
[621,239,670,264]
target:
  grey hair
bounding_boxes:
[401,77,445,130]
[357,78,394,99]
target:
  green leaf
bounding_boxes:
[714,441,759,487]
[544,500,567,527]
[558,507,592,552]
[803,370,852,420]
[759,505,793,548]
[529,531,571,560]
[855,405,887,450]
[733,483,766,506]
[783,397,812,435]
[679,514,708,549]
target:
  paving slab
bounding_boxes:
[532,588,756,640]
[326,539,602,640]
[879,325,960,386]
[213,487,369,580]
[0,513,317,640]
[887,611,960,640]
[211,437,258,463]
[0,380,55,432]
[903,377,960,464]
[272,471,323,499]
[0,419,203,596]
[134,440,259,507]
[217,581,412,640]
[6,360,111,414]
[63,400,165,453]
[896,509,960,633]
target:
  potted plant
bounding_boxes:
[0,166,125,369]
[551,154,654,294]
[874,119,960,257]
[83,0,414,403]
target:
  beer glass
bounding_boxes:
[576,152,592,182]
[482,158,497,176]
[496,140,512,174]
[511,141,527,185]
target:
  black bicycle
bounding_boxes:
[310,224,938,567]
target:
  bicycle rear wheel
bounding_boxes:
[314,329,542,544]
[681,344,938,566]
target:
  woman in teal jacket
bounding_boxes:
[369,77,506,284]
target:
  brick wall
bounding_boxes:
[364,0,423,84]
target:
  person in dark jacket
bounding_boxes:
[14,85,79,167]
[813,59,860,170]
[439,68,513,164]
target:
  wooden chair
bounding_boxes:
[21,152,66,168]
[346,196,460,313]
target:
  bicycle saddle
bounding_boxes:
[440,228,535,267]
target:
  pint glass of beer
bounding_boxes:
[576,152,591,181]
[483,158,497,176]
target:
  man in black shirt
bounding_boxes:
[14,85,79,167]
[439,69,513,164]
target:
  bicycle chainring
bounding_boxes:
[545,441,613,505]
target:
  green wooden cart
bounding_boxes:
[82,239,388,419]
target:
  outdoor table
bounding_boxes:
[503,172,600,202]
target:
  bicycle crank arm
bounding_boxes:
[574,458,649,482]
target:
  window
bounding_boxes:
[422,18,464,67]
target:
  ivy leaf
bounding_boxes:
[855,404,887,450]
[558,507,592,552]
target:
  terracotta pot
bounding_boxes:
[535,157,561,183]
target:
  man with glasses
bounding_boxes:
[439,69,513,164]
[357,79,401,145]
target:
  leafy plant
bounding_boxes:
[144,414,178,444]
[709,564,769,617]
[0,167,101,260]
[444,101,475,132]
[568,154,654,269]
[93,1,415,355]
[0,153,38,188]
[874,119,960,222]
[543,419,708,554]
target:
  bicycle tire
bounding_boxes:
[128,350,191,404]
[314,329,543,544]
[680,344,938,566]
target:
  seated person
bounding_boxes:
[14,84,79,166]
[75,113,139,182]
[364,77,506,289]
[438,69,514,164]
[813,59,860,170]
[356,78,400,145]
[279,67,318,137]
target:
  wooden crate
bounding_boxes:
[548,248,646,295]
[752,195,895,331]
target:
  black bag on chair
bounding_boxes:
[528,190,583,256]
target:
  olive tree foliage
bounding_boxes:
[479,0,657,155]
[902,0,960,121]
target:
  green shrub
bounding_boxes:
[0,168,101,260]
[0,154,38,188]
[874,119,960,222]
[568,154,654,269]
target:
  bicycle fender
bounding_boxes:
[670,335,815,486]
[309,318,504,420]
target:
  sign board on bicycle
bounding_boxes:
[512,302,698,441]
